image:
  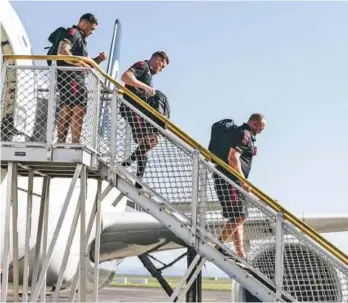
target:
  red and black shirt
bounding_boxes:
[124,60,154,105]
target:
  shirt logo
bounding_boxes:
[136,61,145,68]
[67,28,76,36]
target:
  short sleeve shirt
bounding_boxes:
[124,60,153,103]
[57,25,88,67]
[217,123,256,180]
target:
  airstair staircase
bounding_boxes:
[1,55,348,302]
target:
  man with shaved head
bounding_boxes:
[212,113,266,261]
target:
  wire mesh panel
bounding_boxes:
[114,95,348,302]
[97,89,113,163]
[1,65,102,149]
[198,160,348,301]
[54,67,100,147]
[2,59,347,301]
[115,97,195,215]
[279,227,348,302]
[1,67,47,142]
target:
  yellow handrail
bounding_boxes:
[3,54,348,266]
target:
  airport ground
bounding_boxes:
[110,274,232,291]
[90,286,231,302]
[7,287,231,303]
[6,276,232,302]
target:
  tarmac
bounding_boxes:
[59,286,231,302]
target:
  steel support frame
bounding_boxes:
[92,179,103,302]
[91,76,101,152]
[79,165,87,302]
[109,92,118,184]
[185,150,203,302]
[169,253,205,302]
[30,177,49,297]
[51,177,87,302]
[0,163,9,301]
[29,164,83,302]
[1,163,21,302]
[68,182,113,302]
[138,254,174,297]
[275,212,285,301]
[40,177,51,302]
[0,165,51,303]
[190,149,200,248]
[45,64,56,161]
[114,175,280,302]
[11,163,19,302]
[22,170,34,302]
[185,247,203,303]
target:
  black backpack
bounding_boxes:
[45,27,67,66]
[208,118,237,163]
[143,90,170,129]
[147,90,170,119]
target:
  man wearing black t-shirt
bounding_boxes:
[213,113,266,260]
[120,51,169,189]
[56,13,107,144]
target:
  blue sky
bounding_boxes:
[11,1,348,277]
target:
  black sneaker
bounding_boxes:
[135,182,143,189]
[121,159,132,167]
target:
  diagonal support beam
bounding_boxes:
[51,184,84,302]
[169,253,203,302]
[30,177,49,295]
[1,162,16,302]
[179,255,205,302]
[30,164,83,302]
[68,180,113,301]
[22,170,34,302]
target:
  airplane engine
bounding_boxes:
[231,242,343,302]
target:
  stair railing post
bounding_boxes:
[275,212,285,301]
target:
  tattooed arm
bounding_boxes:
[57,39,90,67]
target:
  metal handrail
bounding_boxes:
[3,54,348,266]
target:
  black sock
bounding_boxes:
[136,155,148,179]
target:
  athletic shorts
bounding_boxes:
[57,71,88,108]
[213,173,247,223]
[120,103,160,143]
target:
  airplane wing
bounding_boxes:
[296,213,348,233]
[94,206,348,261]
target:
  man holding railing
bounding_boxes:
[120,51,169,189]
[55,13,107,144]
[212,113,266,261]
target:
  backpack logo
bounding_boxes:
[226,121,234,128]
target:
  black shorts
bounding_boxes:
[120,103,160,143]
[57,71,88,108]
[213,173,246,223]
